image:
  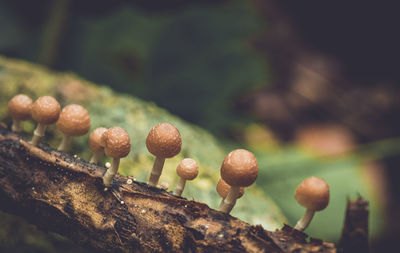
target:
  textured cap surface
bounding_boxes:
[176,158,199,180]
[220,149,258,187]
[57,104,91,136]
[8,94,32,120]
[31,96,61,124]
[89,127,108,152]
[216,178,244,199]
[102,127,131,158]
[295,176,330,211]
[146,123,181,158]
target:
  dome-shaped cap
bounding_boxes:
[146,123,182,158]
[56,104,91,136]
[216,178,244,199]
[177,158,199,180]
[220,149,258,187]
[294,177,330,211]
[101,127,131,158]
[31,96,61,124]
[89,127,108,152]
[8,94,32,120]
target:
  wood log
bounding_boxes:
[0,125,336,252]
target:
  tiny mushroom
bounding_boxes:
[89,127,108,163]
[30,96,61,146]
[8,94,32,132]
[174,158,199,196]
[294,176,330,231]
[216,178,244,209]
[56,104,91,151]
[146,123,182,187]
[218,149,258,214]
[102,127,131,187]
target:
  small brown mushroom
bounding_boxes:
[89,127,108,163]
[102,127,131,187]
[294,176,330,231]
[174,158,198,196]
[146,123,182,187]
[56,104,90,151]
[56,104,91,151]
[216,178,244,209]
[30,96,61,146]
[218,149,258,214]
[8,94,32,132]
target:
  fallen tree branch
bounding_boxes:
[0,125,336,252]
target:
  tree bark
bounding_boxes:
[0,125,336,252]
[339,196,369,253]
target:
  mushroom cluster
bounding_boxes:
[6,93,333,233]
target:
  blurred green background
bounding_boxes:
[1,0,400,252]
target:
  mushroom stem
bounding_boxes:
[11,119,21,132]
[90,151,102,164]
[218,186,241,214]
[294,209,315,231]
[174,177,187,196]
[148,156,165,187]
[31,124,47,146]
[103,158,120,187]
[57,134,71,151]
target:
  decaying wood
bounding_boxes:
[338,196,369,253]
[0,125,336,252]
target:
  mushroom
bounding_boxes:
[89,127,108,163]
[146,123,182,187]
[294,176,330,231]
[8,94,33,132]
[218,149,258,214]
[174,158,198,196]
[56,104,91,151]
[216,178,244,209]
[102,127,131,187]
[30,96,61,146]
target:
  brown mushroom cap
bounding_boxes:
[146,123,182,158]
[294,176,330,211]
[216,178,244,199]
[8,94,32,120]
[31,96,61,124]
[56,104,91,136]
[102,127,131,158]
[176,158,199,180]
[220,149,258,187]
[89,127,108,152]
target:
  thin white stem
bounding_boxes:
[103,158,120,187]
[30,124,47,146]
[174,177,186,196]
[11,119,21,132]
[294,209,315,231]
[148,156,165,187]
[57,134,71,151]
[218,186,240,214]
[90,151,103,164]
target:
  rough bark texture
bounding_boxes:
[0,125,337,252]
[339,197,369,253]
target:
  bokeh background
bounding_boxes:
[1,0,400,252]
